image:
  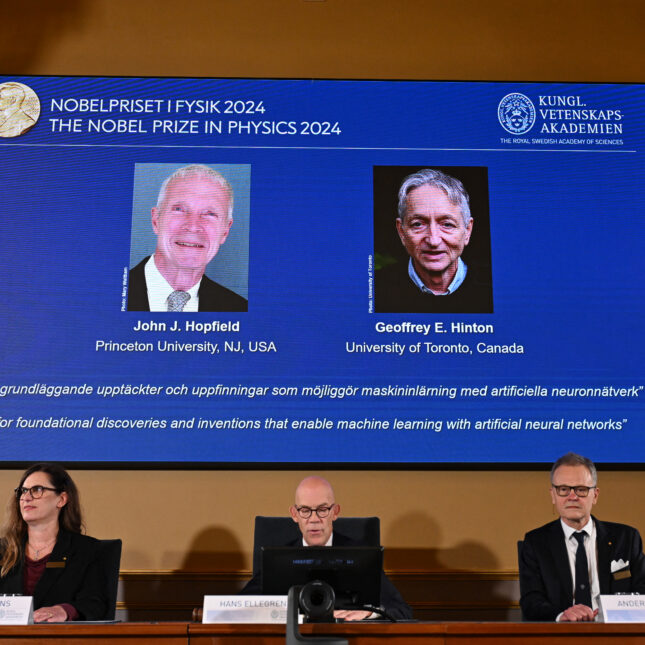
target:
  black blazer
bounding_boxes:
[519,517,645,621]
[240,530,413,620]
[127,256,247,312]
[0,531,108,620]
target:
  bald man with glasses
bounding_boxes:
[519,452,645,621]
[240,476,412,620]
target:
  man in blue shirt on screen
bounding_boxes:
[519,452,645,621]
[375,168,492,313]
[127,164,247,312]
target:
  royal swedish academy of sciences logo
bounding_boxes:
[498,93,536,135]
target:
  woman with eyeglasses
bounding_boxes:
[0,463,107,622]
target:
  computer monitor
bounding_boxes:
[261,546,383,609]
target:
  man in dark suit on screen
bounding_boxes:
[127,164,247,312]
[519,452,645,621]
[241,476,412,620]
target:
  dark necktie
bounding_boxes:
[573,531,592,607]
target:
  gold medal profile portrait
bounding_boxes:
[0,82,40,138]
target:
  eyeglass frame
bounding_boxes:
[293,504,337,519]
[14,485,61,500]
[551,485,597,498]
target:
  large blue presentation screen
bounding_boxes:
[0,76,642,465]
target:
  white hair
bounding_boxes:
[157,164,233,220]
[398,168,471,228]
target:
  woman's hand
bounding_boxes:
[33,604,68,622]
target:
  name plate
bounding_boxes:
[599,595,645,622]
[0,596,34,625]
[202,595,289,623]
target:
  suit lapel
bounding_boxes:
[595,518,613,593]
[128,257,151,312]
[549,521,573,604]
[33,531,72,605]
[197,276,206,312]
[3,560,24,594]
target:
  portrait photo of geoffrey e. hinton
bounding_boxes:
[373,166,493,314]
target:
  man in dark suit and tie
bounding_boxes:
[519,452,645,621]
[241,476,412,621]
[127,164,247,312]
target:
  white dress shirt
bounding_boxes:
[144,255,200,312]
[559,518,600,617]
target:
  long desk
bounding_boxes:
[1,622,645,644]
[0,622,188,644]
